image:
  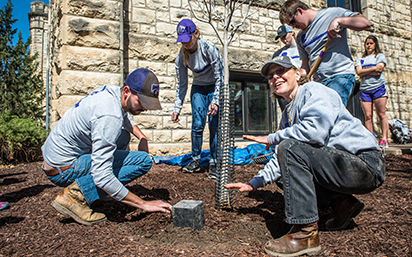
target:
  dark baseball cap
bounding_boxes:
[176,19,197,43]
[125,68,162,110]
[261,55,301,77]
[275,24,293,40]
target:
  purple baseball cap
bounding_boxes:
[125,68,162,110]
[176,19,197,43]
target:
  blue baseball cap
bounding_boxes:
[125,68,162,110]
[176,19,197,43]
[275,24,293,40]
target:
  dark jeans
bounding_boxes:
[322,74,355,107]
[48,129,152,205]
[190,85,219,163]
[277,139,385,225]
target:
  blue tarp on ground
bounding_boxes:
[152,143,274,166]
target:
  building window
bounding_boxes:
[230,71,278,137]
[327,0,362,13]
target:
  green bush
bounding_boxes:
[0,112,47,163]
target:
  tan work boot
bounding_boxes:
[264,222,321,256]
[326,194,364,231]
[51,182,107,225]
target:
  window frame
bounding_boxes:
[229,70,278,137]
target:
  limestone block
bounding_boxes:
[62,16,120,49]
[157,10,171,22]
[259,7,268,17]
[240,34,265,43]
[58,70,121,95]
[138,61,168,76]
[160,89,176,103]
[135,115,163,129]
[132,0,146,8]
[197,22,220,37]
[163,117,186,129]
[172,130,191,142]
[128,34,179,62]
[246,6,260,21]
[158,75,175,89]
[156,22,176,38]
[170,8,191,23]
[132,8,156,24]
[63,0,121,20]
[262,43,277,53]
[140,24,156,35]
[148,142,191,156]
[235,19,251,34]
[147,0,169,11]
[259,16,272,26]
[61,45,120,72]
[173,200,204,231]
[153,130,172,143]
[201,35,220,46]
[170,0,181,8]
[228,48,270,71]
[268,9,279,20]
[161,103,177,115]
[167,62,177,77]
[239,40,261,50]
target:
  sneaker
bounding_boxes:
[0,202,9,210]
[208,163,218,179]
[379,140,388,148]
[183,159,200,173]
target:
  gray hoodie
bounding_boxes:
[42,86,136,201]
[249,82,380,189]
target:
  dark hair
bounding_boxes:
[362,35,382,58]
[279,0,310,25]
[270,68,309,99]
[121,85,139,95]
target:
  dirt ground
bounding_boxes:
[0,153,411,256]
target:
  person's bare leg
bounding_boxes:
[373,97,388,142]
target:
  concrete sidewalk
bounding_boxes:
[383,142,412,155]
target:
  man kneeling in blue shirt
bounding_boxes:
[41,68,172,225]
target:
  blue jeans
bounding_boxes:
[47,129,152,204]
[322,74,355,107]
[278,139,385,225]
[191,85,218,163]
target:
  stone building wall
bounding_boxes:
[31,0,412,157]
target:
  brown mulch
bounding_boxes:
[0,154,411,256]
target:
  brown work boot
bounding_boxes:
[51,182,107,225]
[264,222,321,256]
[325,194,364,231]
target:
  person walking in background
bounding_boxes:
[279,0,371,106]
[171,19,224,179]
[355,35,389,148]
[225,56,385,257]
[271,24,302,111]
[42,68,172,225]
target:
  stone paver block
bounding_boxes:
[172,200,204,231]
